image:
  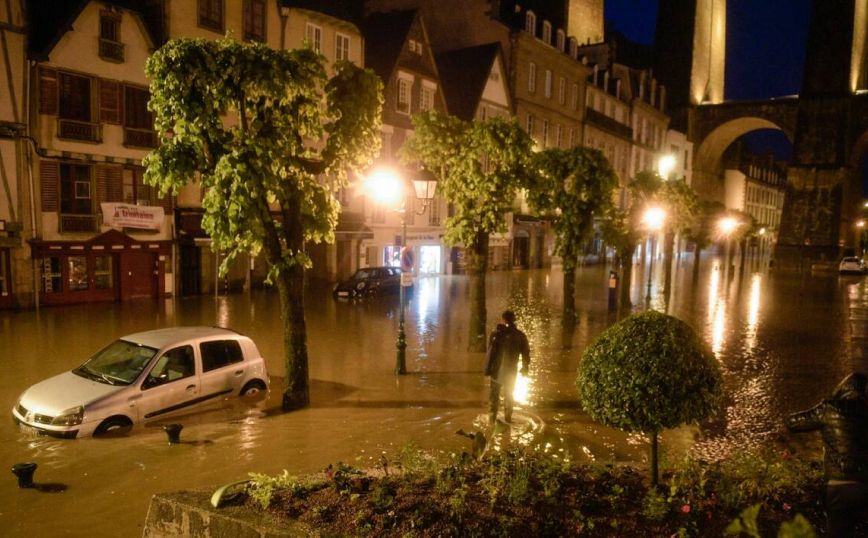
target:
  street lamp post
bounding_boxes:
[642,207,666,302]
[718,216,739,274]
[365,167,437,375]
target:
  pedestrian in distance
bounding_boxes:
[787,372,868,537]
[484,310,530,424]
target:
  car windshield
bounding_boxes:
[73,339,158,386]
[843,257,861,262]
[352,270,372,280]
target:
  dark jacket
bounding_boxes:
[484,323,530,386]
[787,374,868,482]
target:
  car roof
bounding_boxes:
[843,257,862,261]
[121,327,242,349]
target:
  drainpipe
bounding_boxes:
[24,59,38,310]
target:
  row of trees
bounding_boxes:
[143,38,754,411]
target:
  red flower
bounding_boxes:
[782,449,791,460]
[681,504,691,514]
[783,503,792,511]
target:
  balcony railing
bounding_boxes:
[585,109,633,141]
[99,39,124,62]
[60,214,98,233]
[58,119,100,142]
[123,127,157,148]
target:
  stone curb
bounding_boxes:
[142,489,314,538]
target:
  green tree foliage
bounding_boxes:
[527,147,617,320]
[683,200,726,281]
[577,311,723,484]
[143,38,382,410]
[402,111,534,351]
[657,178,699,293]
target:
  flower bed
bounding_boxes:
[228,445,846,537]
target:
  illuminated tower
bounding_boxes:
[653,0,726,109]
[566,0,604,45]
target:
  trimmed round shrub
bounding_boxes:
[577,310,723,482]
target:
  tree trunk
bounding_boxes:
[280,192,310,411]
[663,231,675,295]
[563,262,576,323]
[692,245,702,283]
[650,430,660,486]
[467,231,489,352]
[276,265,310,411]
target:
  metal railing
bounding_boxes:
[59,214,98,233]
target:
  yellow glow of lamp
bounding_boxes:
[365,167,404,207]
[657,154,677,179]
[858,220,866,228]
[718,216,739,236]
[642,206,666,232]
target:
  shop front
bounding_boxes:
[30,229,171,306]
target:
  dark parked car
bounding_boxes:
[333,267,402,298]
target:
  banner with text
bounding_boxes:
[101,203,164,231]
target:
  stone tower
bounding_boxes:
[566,0,604,45]
[653,0,726,112]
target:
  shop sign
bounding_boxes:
[101,203,164,231]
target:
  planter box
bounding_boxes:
[142,489,313,538]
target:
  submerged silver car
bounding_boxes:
[12,327,270,438]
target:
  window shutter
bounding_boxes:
[40,160,59,212]
[157,191,173,212]
[99,79,121,124]
[39,68,58,115]
[96,164,122,203]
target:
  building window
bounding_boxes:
[544,70,552,98]
[68,256,88,291]
[243,0,266,42]
[526,113,535,136]
[556,124,562,147]
[569,37,578,58]
[525,11,536,36]
[571,83,579,110]
[558,77,565,105]
[408,39,423,55]
[420,83,435,111]
[542,21,552,45]
[542,120,549,147]
[528,62,536,92]
[305,22,322,52]
[94,255,113,289]
[60,163,92,215]
[42,257,62,293]
[99,11,124,62]
[335,33,350,61]
[198,0,223,32]
[59,72,92,123]
[123,85,155,147]
[569,128,575,146]
[123,166,161,206]
[428,198,441,226]
[556,29,565,51]
[397,77,412,114]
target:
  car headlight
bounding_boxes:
[51,406,84,426]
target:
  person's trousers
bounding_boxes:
[489,381,513,421]
[826,480,868,537]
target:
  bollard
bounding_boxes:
[163,423,183,444]
[608,271,619,311]
[12,462,37,488]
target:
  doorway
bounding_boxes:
[419,245,441,274]
[120,251,157,300]
[180,244,201,296]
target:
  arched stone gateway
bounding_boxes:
[656,0,868,268]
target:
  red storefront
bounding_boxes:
[29,229,171,306]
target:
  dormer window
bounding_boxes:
[335,33,350,61]
[525,11,536,36]
[396,72,413,114]
[542,21,552,45]
[556,29,565,51]
[99,11,123,62]
[569,37,578,59]
[408,39,423,55]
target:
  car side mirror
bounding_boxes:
[142,375,167,390]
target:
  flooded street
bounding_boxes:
[0,254,861,536]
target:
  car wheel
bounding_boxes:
[240,380,267,397]
[94,416,133,437]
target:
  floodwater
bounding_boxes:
[0,252,860,536]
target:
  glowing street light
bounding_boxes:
[364,166,437,375]
[858,220,866,228]
[657,154,677,180]
[643,206,666,301]
[718,216,741,273]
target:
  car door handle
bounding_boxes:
[234,370,244,376]
[186,384,196,392]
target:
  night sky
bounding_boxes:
[605,0,814,165]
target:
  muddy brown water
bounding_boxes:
[0,254,859,536]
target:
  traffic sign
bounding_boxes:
[400,246,415,272]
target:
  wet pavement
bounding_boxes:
[0,252,862,536]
